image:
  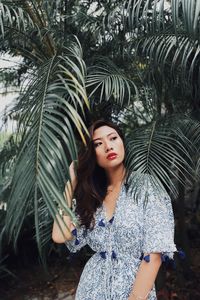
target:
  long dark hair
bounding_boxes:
[74,119,127,229]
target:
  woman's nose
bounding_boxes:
[105,144,113,153]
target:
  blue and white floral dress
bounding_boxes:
[65,176,177,300]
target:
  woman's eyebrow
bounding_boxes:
[92,132,116,142]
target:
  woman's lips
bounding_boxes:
[106,153,117,160]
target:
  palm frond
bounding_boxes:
[86,57,138,106]
[0,0,57,61]
[172,0,200,39]
[0,255,15,278]
[123,0,167,35]
[126,116,196,197]
[124,0,200,95]
[4,40,89,248]
[137,34,200,84]
[0,134,17,176]
[0,1,34,38]
[124,0,200,38]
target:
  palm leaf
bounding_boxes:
[0,0,57,62]
[123,0,200,95]
[0,255,15,278]
[0,1,34,38]
[123,0,167,35]
[172,0,200,39]
[86,57,138,106]
[3,40,89,250]
[126,116,196,197]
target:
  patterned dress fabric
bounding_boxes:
[65,175,177,300]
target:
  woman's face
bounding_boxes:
[92,125,125,169]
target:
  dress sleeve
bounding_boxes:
[64,199,88,253]
[64,224,88,253]
[142,177,177,260]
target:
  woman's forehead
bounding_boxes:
[92,126,117,140]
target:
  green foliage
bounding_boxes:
[87,57,138,106]
[126,116,196,195]
[0,0,200,257]
[0,256,15,278]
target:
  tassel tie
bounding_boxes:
[140,248,186,268]
[98,216,117,300]
[98,216,115,227]
[71,228,80,245]
[100,250,117,260]
[99,249,118,300]
[139,253,151,262]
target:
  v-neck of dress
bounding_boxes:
[102,183,124,223]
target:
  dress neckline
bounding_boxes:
[102,182,124,223]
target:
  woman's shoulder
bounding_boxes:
[127,171,166,192]
[125,171,148,195]
[125,171,170,208]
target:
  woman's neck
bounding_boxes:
[106,164,126,187]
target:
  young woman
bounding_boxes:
[52,119,177,300]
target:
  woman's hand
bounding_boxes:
[64,161,77,207]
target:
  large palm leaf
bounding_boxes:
[125,116,197,198]
[0,1,90,251]
[0,0,56,62]
[86,57,138,106]
[123,0,200,99]
[3,41,89,250]
[0,1,34,38]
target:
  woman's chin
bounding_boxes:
[103,160,124,169]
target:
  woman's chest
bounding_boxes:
[87,191,144,248]
[103,190,121,221]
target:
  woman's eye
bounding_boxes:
[94,142,102,148]
[110,136,117,141]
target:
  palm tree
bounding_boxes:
[0,1,90,252]
[0,0,200,259]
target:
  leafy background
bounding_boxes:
[0,0,200,299]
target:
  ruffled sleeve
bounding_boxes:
[142,177,177,261]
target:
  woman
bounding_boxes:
[52,119,177,300]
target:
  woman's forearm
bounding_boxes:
[52,214,75,243]
[128,253,162,300]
